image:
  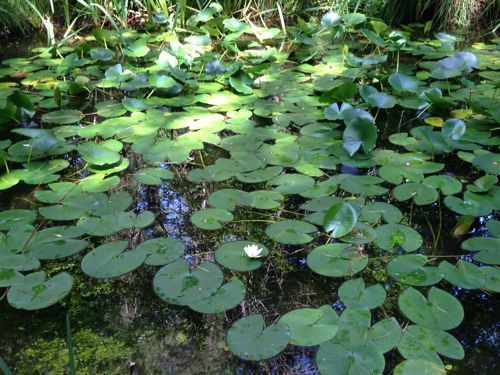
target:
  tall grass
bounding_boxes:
[0,0,498,40]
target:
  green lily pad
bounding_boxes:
[189,278,246,314]
[299,178,338,198]
[481,266,500,292]
[134,168,173,185]
[398,287,463,330]
[0,253,40,271]
[208,189,251,211]
[343,117,377,156]
[307,243,368,277]
[7,271,73,310]
[41,110,84,124]
[387,254,444,286]
[0,268,23,288]
[316,341,385,375]
[154,259,223,305]
[279,305,339,346]
[461,236,500,265]
[236,166,283,183]
[444,194,492,217]
[394,359,445,375]
[248,190,284,209]
[190,208,234,230]
[467,174,497,193]
[0,209,37,230]
[323,201,358,238]
[439,260,485,289]
[340,175,388,196]
[77,141,122,166]
[81,241,146,278]
[227,314,290,361]
[472,152,500,175]
[397,325,464,365]
[374,224,423,252]
[423,175,462,195]
[269,174,315,195]
[266,220,317,245]
[136,237,185,266]
[388,73,419,92]
[392,183,439,205]
[338,278,386,310]
[215,241,268,272]
[360,202,402,224]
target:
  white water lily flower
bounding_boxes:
[243,244,264,258]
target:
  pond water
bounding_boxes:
[0,13,499,375]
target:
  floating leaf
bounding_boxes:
[323,201,358,238]
[360,202,402,224]
[279,305,339,346]
[461,236,500,265]
[374,224,423,252]
[7,271,73,310]
[189,279,246,314]
[227,315,290,361]
[388,73,419,92]
[41,110,84,124]
[134,167,173,185]
[269,174,315,195]
[392,183,438,205]
[398,287,463,330]
[136,237,185,266]
[387,254,443,286]
[339,278,386,310]
[307,243,368,277]
[81,241,146,278]
[215,241,268,272]
[398,325,464,365]
[266,220,316,245]
[439,260,485,289]
[190,208,234,230]
[394,359,445,375]
[154,259,223,305]
[343,118,377,156]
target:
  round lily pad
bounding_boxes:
[227,314,290,361]
[423,175,462,195]
[340,175,388,196]
[339,222,377,244]
[338,278,386,310]
[134,168,173,185]
[299,178,338,198]
[215,240,268,272]
[398,287,464,330]
[190,208,234,230]
[208,189,251,211]
[236,166,283,183]
[0,268,23,288]
[360,202,402,224]
[461,237,500,265]
[481,266,500,292]
[266,220,317,245]
[153,259,223,305]
[189,279,246,314]
[41,109,84,124]
[394,359,445,375]
[0,209,36,230]
[269,173,315,195]
[136,237,185,266]
[374,224,423,252]
[397,325,464,365]
[77,142,122,166]
[307,243,368,277]
[323,201,358,238]
[279,305,339,346]
[392,183,438,205]
[316,341,385,375]
[7,271,73,310]
[81,241,146,278]
[387,254,443,286]
[472,152,500,175]
[439,260,485,289]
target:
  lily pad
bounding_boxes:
[269,174,315,195]
[307,243,368,277]
[81,241,146,278]
[439,260,485,289]
[190,208,234,230]
[387,254,443,286]
[398,325,464,365]
[215,241,268,272]
[279,305,339,346]
[360,202,402,224]
[136,237,185,266]
[134,168,173,185]
[392,183,438,205]
[266,220,317,245]
[398,287,463,330]
[394,359,445,375]
[189,279,246,314]
[461,236,500,265]
[154,259,223,305]
[338,278,386,310]
[323,201,358,238]
[7,271,73,310]
[227,314,290,361]
[374,224,423,252]
[41,110,84,124]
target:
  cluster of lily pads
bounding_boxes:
[0,4,499,374]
